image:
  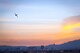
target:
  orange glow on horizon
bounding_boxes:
[63,23,80,31]
[0,16,80,46]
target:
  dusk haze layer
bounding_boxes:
[0,0,80,46]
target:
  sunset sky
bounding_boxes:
[0,0,80,46]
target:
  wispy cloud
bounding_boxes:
[0,18,16,22]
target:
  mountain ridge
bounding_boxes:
[0,39,80,51]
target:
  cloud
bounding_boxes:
[63,16,80,25]
[62,16,80,32]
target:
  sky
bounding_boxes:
[0,0,80,46]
